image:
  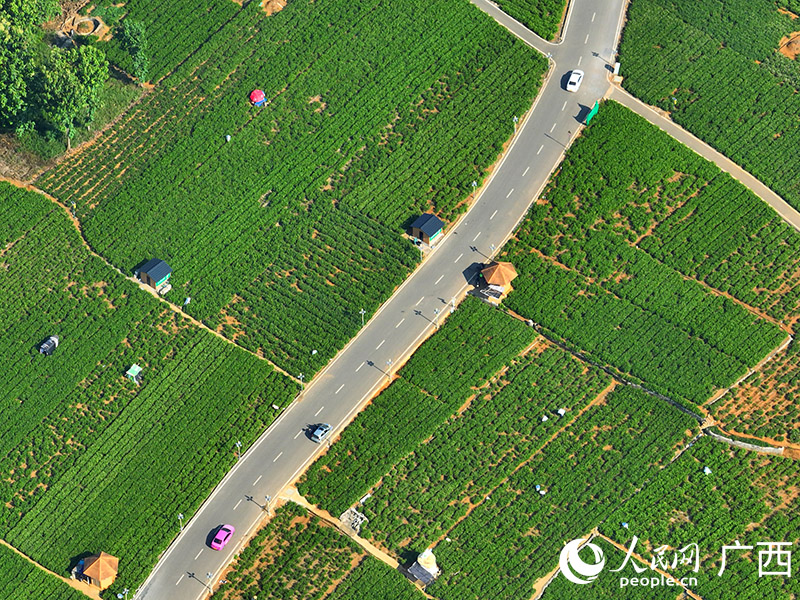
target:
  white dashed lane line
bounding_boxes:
[473,231,481,242]
[592,11,596,21]
[578,56,583,66]
[273,452,283,463]
[584,34,589,44]
[537,145,543,155]
[396,318,405,328]
[376,339,385,350]
[562,101,568,111]
[315,406,324,416]
[335,384,344,394]
[455,253,463,263]
[252,475,262,486]
[415,296,424,306]
[506,188,514,198]
[356,362,365,372]
[550,123,557,133]
[490,210,498,220]
[176,575,185,586]
[234,499,243,510]
[195,550,203,560]
[435,275,444,285]
[294,430,303,439]
[523,166,530,176]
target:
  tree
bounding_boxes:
[37,46,108,150]
[119,20,149,84]
[0,27,34,128]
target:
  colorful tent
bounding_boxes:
[250,89,266,106]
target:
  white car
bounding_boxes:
[566,69,584,92]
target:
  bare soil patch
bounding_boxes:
[262,0,287,15]
[779,31,800,60]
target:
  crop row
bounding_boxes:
[712,339,800,443]
[0,185,297,596]
[36,0,545,376]
[0,543,87,600]
[298,298,538,515]
[218,502,365,600]
[359,345,611,553]
[601,436,800,600]
[490,0,567,40]
[428,387,698,600]
[327,557,425,600]
[503,102,791,406]
[619,0,800,210]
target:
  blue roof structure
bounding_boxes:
[410,213,445,237]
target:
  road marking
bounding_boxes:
[584,34,589,44]
[537,144,544,155]
[455,253,463,263]
[523,166,530,176]
[490,210,498,220]
[578,56,583,66]
[195,550,203,560]
[395,318,405,328]
[234,499,243,510]
[176,575,184,586]
[376,339,385,350]
[550,123,557,133]
[315,406,324,416]
[335,384,344,394]
[415,296,424,306]
[473,231,481,242]
[252,475,262,486]
[592,11,596,22]
[506,188,514,198]
[294,430,303,439]
[273,452,283,463]
[435,275,444,285]
[355,361,365,372]
[562,101,567,111]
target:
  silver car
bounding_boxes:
[311,423,332,443]
[566,69,584,92]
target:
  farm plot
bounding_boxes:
[490,0,567,40]
[0,543,88,600]
[357,346,611,554]
[326,557,426,600]
[619,0,800,209]
[601,436,800,600]
[0,183,297,594]
[299,298,539,516]
[425,386,698,600]
[503,101,791,407]
[217,502,366,600]
[36,0,546,376]
[712,338,800,445]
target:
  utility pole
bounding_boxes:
[235,440,242,461]
[178,513,184,532]
[433,308,440,329]
[360,308,366,327]
[385,358,392,382]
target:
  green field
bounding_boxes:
[427,387,697,600]
[490,0,567,39]
[327,557,426,600]
[218,503,366,600]
[0,183,297,594]
[0,544,89,600]
[299,298,539,516]
[37,0,547,377]
[619,0,800,209]
[601,437,800,600]
[502,101,793,407]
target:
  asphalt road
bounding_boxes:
[135,1,627,598]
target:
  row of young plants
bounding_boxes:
[503,101,791,406]
[600,436,800,600]
[427,387,699,600]
[490,0,566,40]
[619,0,800,210]
[712,339,800,443]
[0,185,298,596]
[218,502,365,600]
[0,543,87,600]
[298,298,538,516]
[358,346,611,553]
[36,0,546,376]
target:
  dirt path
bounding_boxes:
[280,487,400,569]
[1,176,299,384]
[0,539,99,600]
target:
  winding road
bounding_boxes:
[132,1,661,598]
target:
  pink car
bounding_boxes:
[210,524,235,550]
